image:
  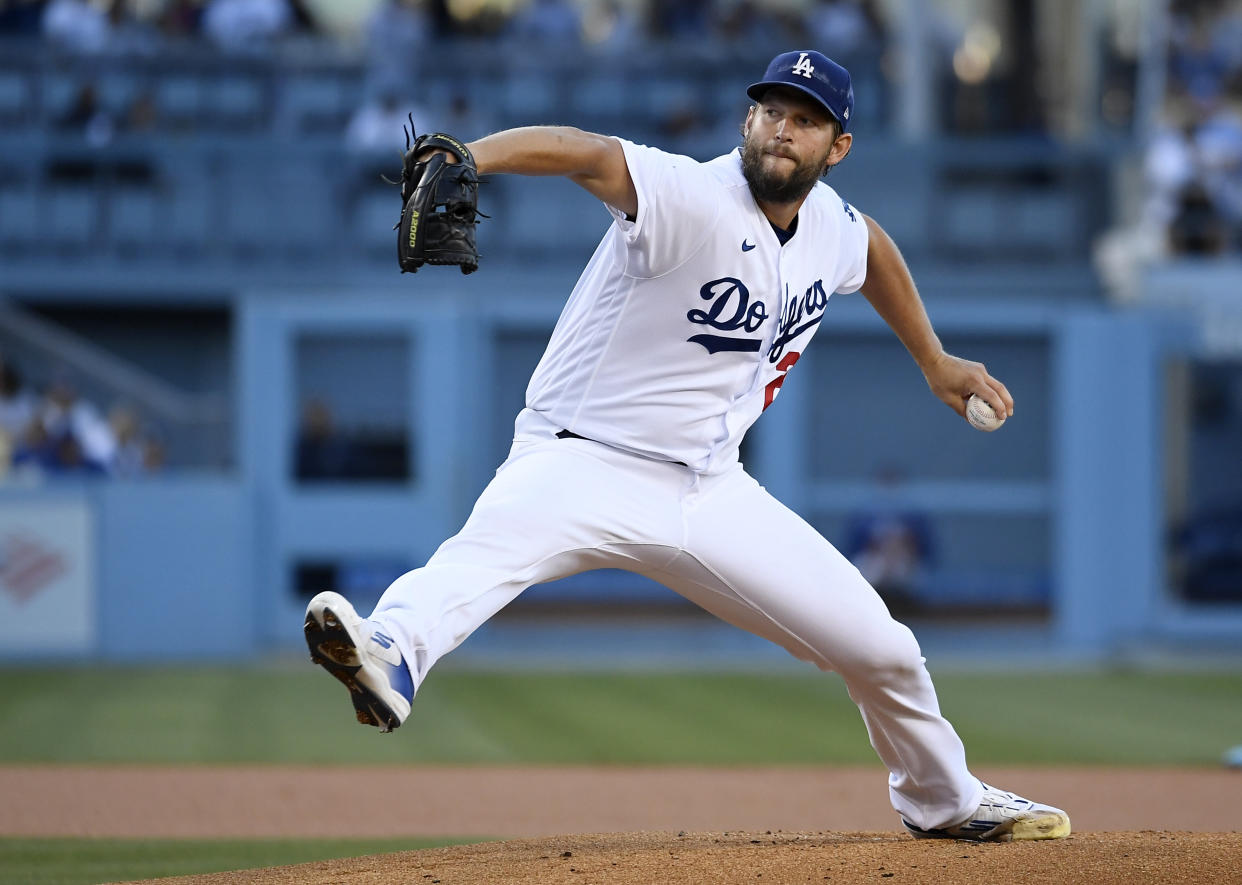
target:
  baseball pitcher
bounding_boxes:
[304,50,1070,842]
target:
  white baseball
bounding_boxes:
[965,394,1005,432]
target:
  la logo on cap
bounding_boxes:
[792,52,815,79]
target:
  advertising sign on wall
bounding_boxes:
[0,498,94,655]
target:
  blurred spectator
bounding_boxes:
[141,434,166,471]
[1097,85,1242,299]
[285,0,315,33]
[344,88,488,164]
[582,0,640,53]
[0,358,36,448]
[107,403,150,476]
[1148,92,1242,254]
[711,0,788,48]
[1195,94,1242,227]
[365,0,430,51]
[345,86,425,155]
[1,371,164,478]
[295,398,353,480]
[656,98,726,157]
[48,429,108,475]
[295,397,410,482]
[507,0,581,44]
[804,0,885,56]
[843,466,935,612]
[124,88,159,132]
[363,0,431,90]
[158,0,204,38]
[201,0,292,52]
[1170,180,1230,254]
[40,376,116,468]
[41,0,172,55]
[424,0,504,38]
[440,91,490,139]
[102,0,161,56]
[41,0,109,52]
[0,0,46,35]
[1172,507,1242,602]
[54,83,116,146]
[647,0,710,41]
[1216,1,1242,73]
[12,422,107,477]
[1168,1,1235,105]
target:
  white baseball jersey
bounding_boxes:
[368,134,986,833]
[517,138,870,474]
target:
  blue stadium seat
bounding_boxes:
[45,186,98,245]
[493,175,608,254]
[154,77,202,129]
[222,168,279,252]
[96,73,141,119]
[108,187,158,247]
[213,76,266,129]
[0,71,32,126]
[280,76,354,135]
[278,159,332,243]
[500,73,557,121]
[940,190,1001,249]
[352,187,399,254]
[1010,193,1079,252]
[160,174,213,251]
[568,74,629,124]
[41,71,84,121]
[0,182,37,244]
[642,78,699,120]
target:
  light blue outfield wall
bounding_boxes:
[0,478,250,661]
[94,478,254,658]
[1,282,1237,662]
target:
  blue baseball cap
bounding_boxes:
[746,50,854,131]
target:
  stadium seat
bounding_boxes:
[352,187,399,255]
[213,76,267,130]
[494,176,608,255]
[940,190,1000,250]
[96,73,141,120]
[45,186,98,245]
[41,70,84,122]
[0,181,37,245]
[154,76,202,130]
[280,76,355,136]
[0,71,32,127]
[108,186,159,248]
[1011,193,1079,253]
[500,73,557,121]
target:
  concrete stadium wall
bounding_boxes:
[3,277,1238,663]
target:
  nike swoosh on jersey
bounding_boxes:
[741,240,756,252]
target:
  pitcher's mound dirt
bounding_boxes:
[119,831,1242,885]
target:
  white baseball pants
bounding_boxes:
[371,428,983,829]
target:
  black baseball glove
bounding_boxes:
[396,124,482,275]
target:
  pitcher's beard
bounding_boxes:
[740,138,827,205]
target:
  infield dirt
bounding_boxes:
[117,832,1242,885]
[4,765,1238,883]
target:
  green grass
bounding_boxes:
[0,836,478,885]
[1,666,1240,766]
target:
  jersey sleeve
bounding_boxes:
[605,138,722,279]
[833,199,870,294]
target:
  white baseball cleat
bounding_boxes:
[304,591,414,733]
[902,782,1071,842]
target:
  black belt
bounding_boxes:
[556,429,687,467]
